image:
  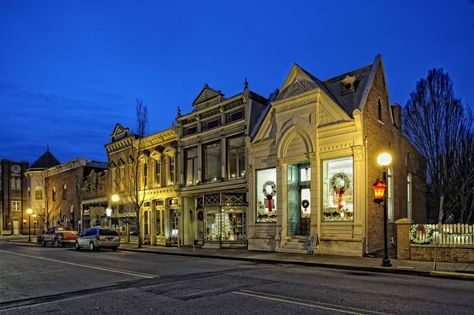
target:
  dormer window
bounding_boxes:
[340,75,358,95]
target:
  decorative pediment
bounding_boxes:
[163,145,176,156]
[111,123,131,142]
[139,150,150,161]
[108,161,117,168]
[285,133,308,157]
[276,64,319,101]
[150,146,164,160]
[192,84,224,111]
[117,158,125,166]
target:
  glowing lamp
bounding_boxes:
[373,178,386,204]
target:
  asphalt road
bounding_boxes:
[1,242,473,314]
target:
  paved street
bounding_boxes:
[1,242,473,314]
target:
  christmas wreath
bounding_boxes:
[329,172,351,192]
[410,224,434,244]
[262,181,276,197]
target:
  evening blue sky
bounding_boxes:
[1,1,473,164]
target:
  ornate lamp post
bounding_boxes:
[375,152,392,267]
[110,194,120,229]
[26,208,33,242]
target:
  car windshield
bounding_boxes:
[99,229,119,236]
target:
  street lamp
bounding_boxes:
[33,213,37,238]
[375,152,392,267]
[110,194,120,229]
[26,208,33,242]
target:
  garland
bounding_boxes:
[329,172,351,193]
[410,224,434,244]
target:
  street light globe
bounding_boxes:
[111,194,120,202]
[105,207,113,217]
[26,208,33,215]
[33,213,37,218]
[377,153,392,167]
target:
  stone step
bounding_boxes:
[276,247,309,255]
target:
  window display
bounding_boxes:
[256,168,277,223]
[322,157,354,221]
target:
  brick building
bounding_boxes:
[0,159,29,235]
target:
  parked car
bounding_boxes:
[75,227,120,251]
[41,227,79,247]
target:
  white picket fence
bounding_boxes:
[410,223,474,246]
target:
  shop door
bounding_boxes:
[287,163,311,236]
[13,220,19,235]
[169,209,179,246]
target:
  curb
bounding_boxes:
[430,271,474,281]
[117,247,433,278]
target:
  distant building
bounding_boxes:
[247,55,426,255]
[25,150,106,232]
[0,159,29,235]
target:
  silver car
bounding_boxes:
[75,227,120,251]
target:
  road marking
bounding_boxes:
[0,249,157,279]
[232,289,392,315]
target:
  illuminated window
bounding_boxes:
[35,188,43,200]
[11,200,21,211]
[155,160,161,187]
[203,141,221,182]
[407,173,412,220]
[322,157,354,222]
[227,136,245,179]
[185,147,198,185]
[256,168,277,223]
[168,156,175,185]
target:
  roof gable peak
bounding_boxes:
[192,84,225,111]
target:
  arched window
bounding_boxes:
[387,168,394,221]
[407,173,412,221]
[378,99,383,121]
[62,184,67,200]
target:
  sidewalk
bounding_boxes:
[117,243,474,281]
[3,236,473,281]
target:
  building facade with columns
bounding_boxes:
[105,123,179,246]
[248,55,426,255]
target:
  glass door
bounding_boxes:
[287,162,311,236]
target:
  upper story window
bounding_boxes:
[35,187,43,200]
[203,141,222,182]
[52,187,57,202]
[168,156,175,185]
[10,175,21,190]
[185,147,198,186]
[11,200,21,211]
[202,118,221,131]
[62,184,67,200]
[155,160,162,187]
[143,162,148,188]
[183,125,197,136]
[227,136,245,179]
[387,168,394,222]
[226,109,245,123]
[378,99,383,121]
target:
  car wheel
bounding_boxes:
[89,242,95,251]
[54,239,59,248]
[75,242,80,251]
[112,247,117,252]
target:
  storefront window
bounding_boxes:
[205,208,246,241]
[322,157,354,221]
[256,168,277,223]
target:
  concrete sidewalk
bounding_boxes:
[117,243,474,281]
[3,236,474,281]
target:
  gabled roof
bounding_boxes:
[275,55,382,117]
[30,150,60,169]
[192,84,224,107]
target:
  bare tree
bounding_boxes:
[403,69,474,224]
[116,98,149,248]
[31,172,59,232]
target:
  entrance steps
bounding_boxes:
[276,236,309,254]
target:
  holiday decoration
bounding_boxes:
[329,172,351,209]
[262,181,276,213]
[410,224,434,244]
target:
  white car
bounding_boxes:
[75,227,120,251]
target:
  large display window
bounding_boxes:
[256,168,277,223]
[322,157,354,221]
